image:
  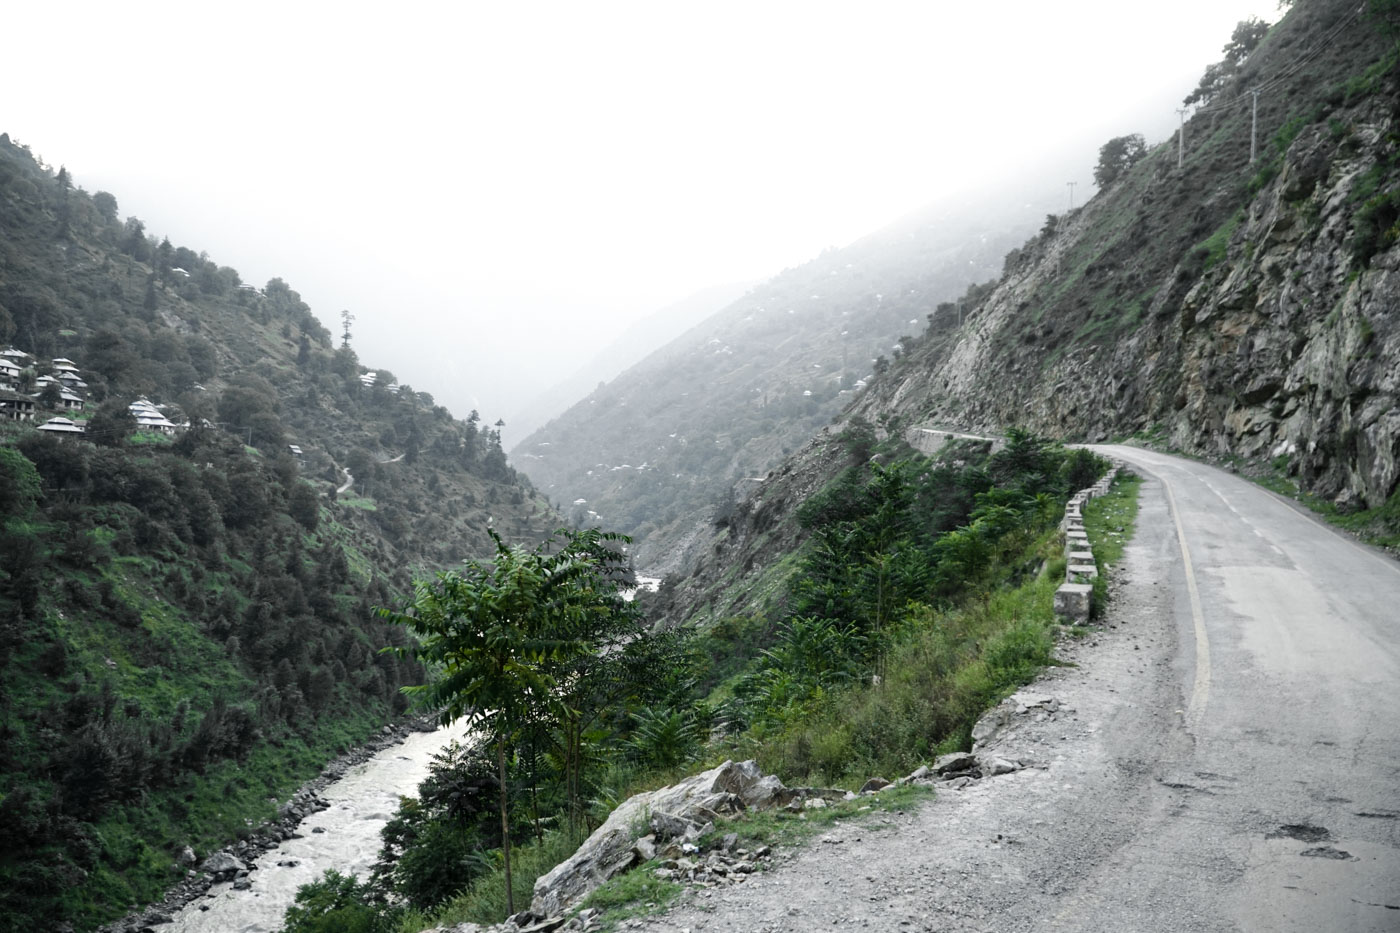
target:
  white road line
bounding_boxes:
[1159,473,1212,731]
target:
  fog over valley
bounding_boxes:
[7,0,1274,435]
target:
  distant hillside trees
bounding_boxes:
[1093,134,1147,188]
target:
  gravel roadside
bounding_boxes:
[630,470,1193,933]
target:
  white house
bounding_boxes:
[129,397,178,434]
[36,416,85,435]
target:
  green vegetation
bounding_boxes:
[1257,463,1400,548]
[0,130,557,932]
[700,782,931,852]
[1192,212,1243,272]
[701,432,1107,786]
[285,432,1107,932]
[380,528,686,915]
[1080,471,1143,617]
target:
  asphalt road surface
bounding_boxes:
[636,448,1400,932]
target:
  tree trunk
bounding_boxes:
[497,737,514,916]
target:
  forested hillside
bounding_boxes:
[512,192,1048,572]
[0,134,557,931]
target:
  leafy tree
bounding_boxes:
[0,448,41,519]
[1093,134,1146,188]
[380,528,634,915]
[85,398,136,447]
[1185,17,1270,107]
[122,217,149,260]
[92,191,117,224]
[36,382,63,410]
[1222,17,1269,65]
[282,870,399,933]
[289,483,321,532]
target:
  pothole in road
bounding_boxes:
[1267,823,1330,843]
[1300,845,1354,860]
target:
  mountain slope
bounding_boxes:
[856,0,1400,512]
[513,190,1050,572]
[0,134,557,931]
[507,281,755,441]
[645,0,1400,629]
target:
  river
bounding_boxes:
[166,720,472,933]
[167,575,660,932]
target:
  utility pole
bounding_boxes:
[1067,181,1077,211]
[1176,108,1187,169]
[1249,89,1260,164]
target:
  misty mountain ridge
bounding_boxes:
[650,0,1400,628]
[506,280,755,441]
[511,180,1075,572]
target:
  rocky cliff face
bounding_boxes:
[648,0,1399,630]
[857,0,1399,511]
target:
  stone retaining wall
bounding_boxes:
[1051,460,1124,622]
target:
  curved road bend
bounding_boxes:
[636,447,1399,932]
[1084,446,1400,931]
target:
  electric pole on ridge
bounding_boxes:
[1067,181,1077,211]
[1176,108,1187,169]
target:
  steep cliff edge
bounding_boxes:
[857,0,1399,512]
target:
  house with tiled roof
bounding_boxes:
[0,389,36,421]
[36,416,85,435]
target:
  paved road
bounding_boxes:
[638,448,1400,932]
[1085,445,1400,930]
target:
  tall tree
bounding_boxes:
[380,529,632,915]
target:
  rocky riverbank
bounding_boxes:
[94,717,439,933]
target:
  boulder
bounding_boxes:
[897,765,929,785]
[530,759,766,917]
[858,777,891,794]
[985,757,1022,776]
[198,852,243,878]
[932,752,977,775]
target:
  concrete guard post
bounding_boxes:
[1054,458,1124,622]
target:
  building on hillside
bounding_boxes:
[128,397,178,434]
[58,371,87,390]
[287,444,305,461]
[59,388,85,412]
[51,358,80,374]
[359,371,379,388]
[0,390,36,421]
[0,347,30,364]
[36,416,85,435]
[0,358,20,387]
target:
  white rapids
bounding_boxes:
[166,720,472,933]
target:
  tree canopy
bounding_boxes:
[1093,134,1147,188]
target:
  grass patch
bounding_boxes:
[1081,471,1142,617]
[397,830,584,932]
[338,496,378,511]
[733,525,1066,787]
[578,866,684,931]
[703,781,932,853]
[1255,463,1400,550]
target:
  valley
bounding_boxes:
[1,0,1398,931]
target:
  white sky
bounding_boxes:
[5,0,1275,428]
